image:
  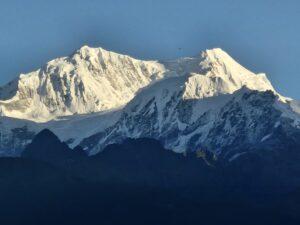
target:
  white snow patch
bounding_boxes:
[290,100,300,114]
[229,152,247,162]
[261,133,272,142]
[274,121,281,128]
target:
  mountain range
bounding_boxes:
[0,46,300,158]
[1,46,300,224]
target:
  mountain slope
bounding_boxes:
[78,48,299,156]
[0,47,276,122]
[0,46,169,122]
[22,129,86,166]
[81,77,299,156]
[0,46,299,157]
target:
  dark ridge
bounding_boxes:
[22,129,87,166]
[33,128,60,141]
[7,130,300,225]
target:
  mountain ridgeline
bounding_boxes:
[0,46,299,158]
[21,129,300,192]
[0,46,300,224]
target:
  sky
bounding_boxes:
[0,0,299,99]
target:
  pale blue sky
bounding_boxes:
[0,0,299,99]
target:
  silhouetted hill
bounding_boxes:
[22,129,87,167]
[0,129,299,225]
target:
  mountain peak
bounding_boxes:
[197,48,276,95]
[0,45,168,122]
[35,129,59,141]
[22,129,86,164]
[78,44,93,51]
[72,45,105,61]
[75,45,105,56]
[0,45,278,122]
[201,48,247,72]
[1,45,299,157]
[202,47,226,58]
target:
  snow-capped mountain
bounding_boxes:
[0,46,169,122]
[78,48,300,156]
[0,46,300,157]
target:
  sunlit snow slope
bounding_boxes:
[0,46,299,157]
[0,46,168,122]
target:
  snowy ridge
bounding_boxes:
[0,47,277,122]
[0,46,299,157]
[82,75,285,156]
[76,48,299,155]
[0,46,168,122]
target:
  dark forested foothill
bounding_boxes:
[0,129,299,225]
